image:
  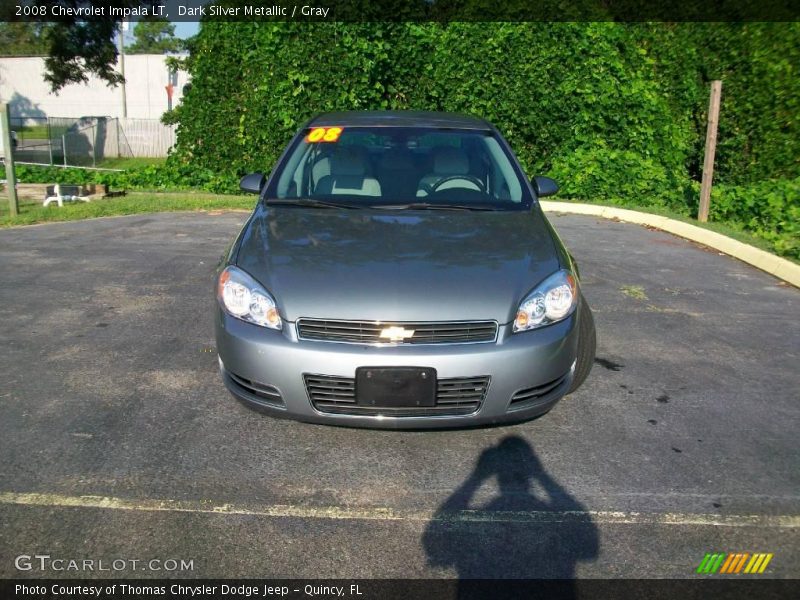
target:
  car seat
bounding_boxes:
[416,147,479,197]
[315,147,382,198]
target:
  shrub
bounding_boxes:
[14,164,197,192]
[549,144,691,212]
[709,177,800,259]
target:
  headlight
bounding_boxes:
[513,269,577,333]
[217,266,282,330]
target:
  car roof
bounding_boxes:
[308,110,494,131]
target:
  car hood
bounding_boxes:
[235,205,561,324]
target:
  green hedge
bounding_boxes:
[169,22,698,199]
[13,163,232,193]
[634,23,800,185]
[709,177,800,259]
[170,22,800,182]
[165,21,418,193]
[15,164,190,191]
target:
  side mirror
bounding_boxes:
[240,172,265,194]
[532,176,559,198]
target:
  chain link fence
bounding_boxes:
[7,116,175,167]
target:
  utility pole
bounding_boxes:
[118,22,128,118]
[1,104,19,217]
[698,80,722,223]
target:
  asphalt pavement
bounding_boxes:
[0,211,797,579]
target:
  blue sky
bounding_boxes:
[173,22,200,39]
[122,20,199,46]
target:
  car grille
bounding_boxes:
[296,319,498,345]
[508,370,571,411]
[225,370,284,408]
[305,374,490,417]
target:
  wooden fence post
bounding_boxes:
[1,104,19,217]
[698,80,722,223]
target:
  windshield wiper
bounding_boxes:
[374,202,503,211]
[265,198,362,209]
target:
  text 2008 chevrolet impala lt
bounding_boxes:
[215,111,596,428]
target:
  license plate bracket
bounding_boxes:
[355,367,437,408]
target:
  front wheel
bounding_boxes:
[567,294,596,394]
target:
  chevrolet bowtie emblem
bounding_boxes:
[379,326,415,342]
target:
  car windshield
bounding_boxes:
[266,126,532,210]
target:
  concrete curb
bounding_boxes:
[540,201,800,289]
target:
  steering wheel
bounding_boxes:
[428,175,486,195]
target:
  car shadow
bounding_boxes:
[422,436,599,595]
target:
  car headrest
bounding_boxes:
[331,148,368,177]
[433,147,470,175]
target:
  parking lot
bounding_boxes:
[0,211,797,578]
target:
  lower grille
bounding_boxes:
[508,371,571,411]
[305,374,490,417]
[226,370,284,408]
[297,319,498,345]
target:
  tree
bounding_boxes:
[0,23,53,56]
[43,20,125,92]
[126,17,184,54]
[3,0,147,92]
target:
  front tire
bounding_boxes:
[568,294,596,394]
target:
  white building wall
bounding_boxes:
[0,54,189,120]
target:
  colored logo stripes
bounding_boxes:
[696,552,773,574]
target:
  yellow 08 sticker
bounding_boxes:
[306,127,343,143]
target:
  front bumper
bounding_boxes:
[214,307,579,429]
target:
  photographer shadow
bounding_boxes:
[423,436,599,592]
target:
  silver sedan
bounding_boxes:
[215,111,595,428]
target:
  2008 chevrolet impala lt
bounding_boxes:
[214,111,596,428]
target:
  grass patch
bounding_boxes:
[95,157,167,170]
[620,285,648,300]
[13,157,166,171]
[15,124,53,140]
[547,199,800,266]
[15,123,71,141]
[0,191,256,228]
